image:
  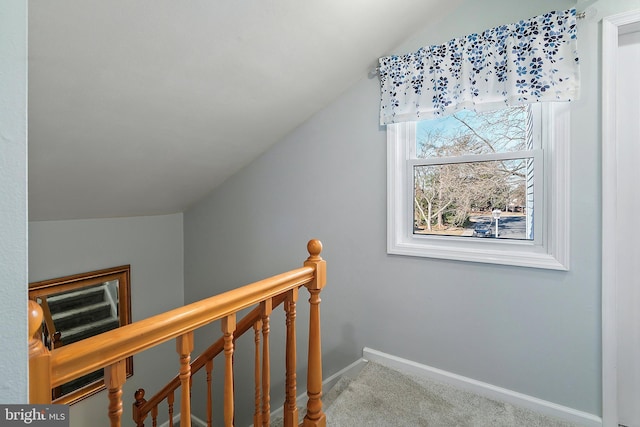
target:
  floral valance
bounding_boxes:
[378,8,580,125]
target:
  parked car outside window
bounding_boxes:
[473,223,492,237]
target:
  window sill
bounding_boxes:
[387,237,568,270]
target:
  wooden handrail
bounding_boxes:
[137,292,289,417]
[49,266,314,387]
[31,239,326,427]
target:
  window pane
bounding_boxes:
[416,106,530,158]
[413,159,533,240]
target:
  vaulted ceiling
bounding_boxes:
[28,0,461,220]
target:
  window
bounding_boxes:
[387,103,569,270]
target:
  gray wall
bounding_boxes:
[0,0,28,404]
[184,0,613,423]
[29,213,184,426]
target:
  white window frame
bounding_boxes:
[387,102,570,270]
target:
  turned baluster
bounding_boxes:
[284,288,299,427]
[205,359,213,427]
[261,299,272,426]
[302,240,326,427]
[151,406,158,427]
[52,331,62,349]
[222,314,236,427]
[168,391,175,427]
[133,389,147,427]
[177,332,194,427]
[28,300,52,404]
[105,359,127,427]
[253,319,263,427]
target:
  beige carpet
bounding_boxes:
[322,362,579,427]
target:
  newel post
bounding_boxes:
[28,300,52,404]
[302,239,326,427]
[132,389,148,427]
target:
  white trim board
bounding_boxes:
[363,347,602,427]
[170,358,367,427]
[254,357,367,427]
[158,413,207,427]
[602,8,640,427]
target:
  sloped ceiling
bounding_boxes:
[28,0,461,221]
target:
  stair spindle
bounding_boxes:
[284,288,299,427]
[222,314,236,427]
[302,240,327,427]
[105,359,127,427]
[177,332,194,427]
[205,359,213,427]
[168,391,174,427]
[261,300,272,426]
[253,320,263,427]
[151,405,158,427]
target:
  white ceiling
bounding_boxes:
[28,0,459,221]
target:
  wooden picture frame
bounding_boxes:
[29,265,133,404]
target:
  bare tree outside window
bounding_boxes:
[413,106,534,240]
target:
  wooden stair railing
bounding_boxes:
[132,293,287,425]
[29,240,327,427]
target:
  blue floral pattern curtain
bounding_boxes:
[378,8,580,125]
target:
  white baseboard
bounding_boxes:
[363,347,602,427]
[191,414,207,427]
[320,357,367,395]
[261,357,367,427]
[166,351,600,427]
[158,413,207,427]
[163,358,367,427]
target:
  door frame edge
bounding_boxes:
[602,8,640,427]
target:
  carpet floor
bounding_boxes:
[320,361,579,427]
